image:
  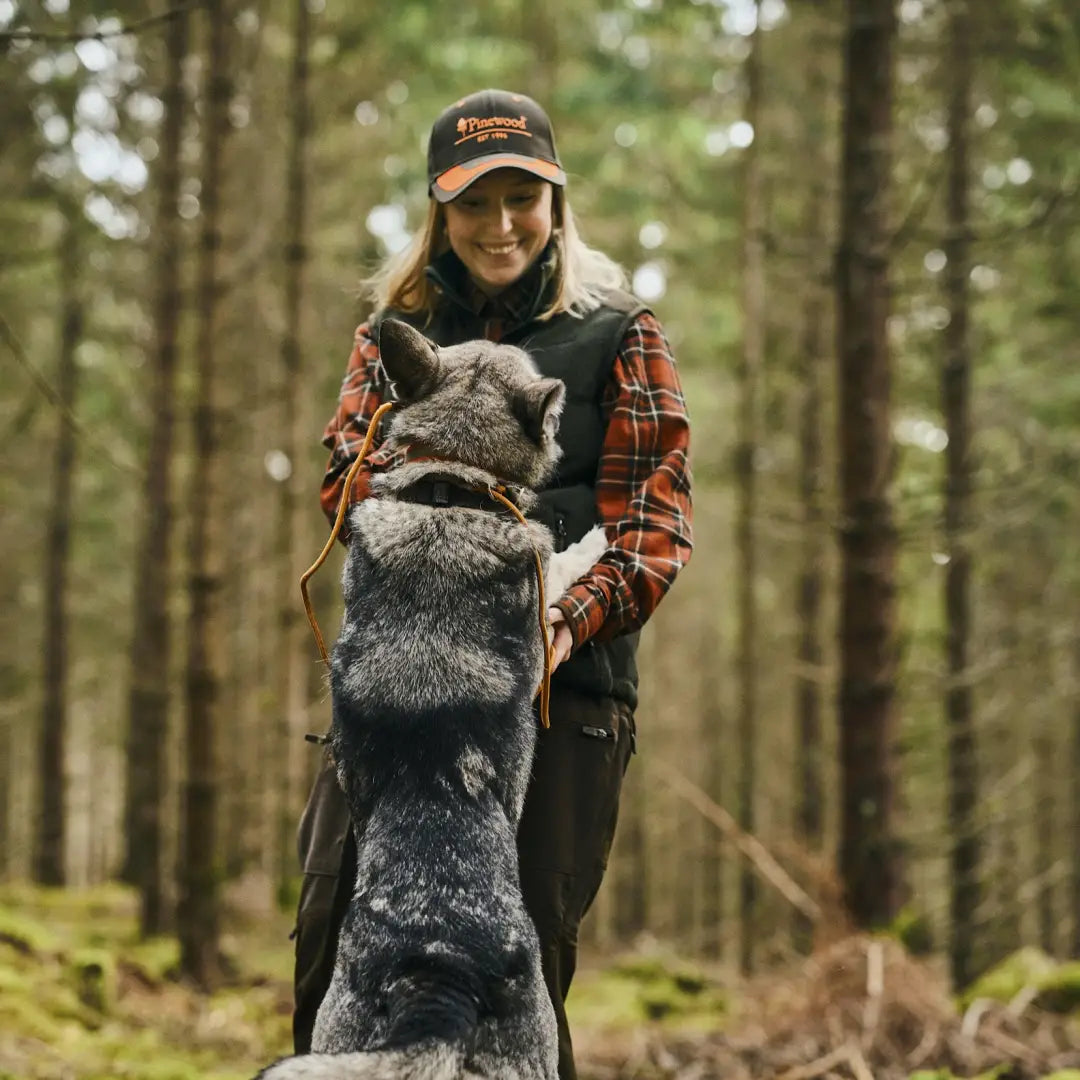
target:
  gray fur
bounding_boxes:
[255,321,563,1080]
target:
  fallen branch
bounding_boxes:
[650,757,823,923]
[981,1024,1046,1070]
[845,1043,876,1080]
[862,940,884,1049]
[777,1044,852,1080]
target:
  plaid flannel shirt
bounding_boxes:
[320,312,693,650]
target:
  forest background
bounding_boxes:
[2,0,1080,1077]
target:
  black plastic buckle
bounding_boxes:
[581,725,614,741]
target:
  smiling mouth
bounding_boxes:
[477,241,520,256]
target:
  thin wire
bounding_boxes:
[0,1,202,44]
[0,312,141,478]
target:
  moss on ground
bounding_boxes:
[567,949,728,1033]
[959,946,1059,1008]
[959,947,1080,1016]
[0,885,294,1079]
[1034,962,1080,1013]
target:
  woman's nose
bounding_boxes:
[490,202,513,233]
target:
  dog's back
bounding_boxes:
[257,321,564,1080]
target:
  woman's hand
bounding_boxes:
[546,607,573,671]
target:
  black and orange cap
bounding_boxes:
[427,89,566,203]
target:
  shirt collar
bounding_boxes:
[424,243,559,332]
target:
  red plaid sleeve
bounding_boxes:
[552,313,693,647]
[319,322,401,531]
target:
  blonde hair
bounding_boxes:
[362,186,627,323]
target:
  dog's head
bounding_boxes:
[378,318,566,490]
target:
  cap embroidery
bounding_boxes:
[454,114,530,145]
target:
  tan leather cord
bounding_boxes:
[483,486,553,729]
[301,400,395,668]
[299,403,553,728]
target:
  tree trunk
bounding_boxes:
[35,209,82,887]
[698,614,725,960]
[734,1,764,977]
[178,0,231,987]
[836,0,903,929]
[273,0,314,906]
[0,569,20,878]
[0,712,8,879]
[943,0,981,988]
[986,596,1022,960]
[123,3,188,936]
[1034,671,1057,953]
[794,0,832,954]
[1072,634,1080,958]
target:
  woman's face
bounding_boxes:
[443,169,554,295]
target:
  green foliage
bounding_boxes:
[1032,963,1080,1015]
[0,886,292,1078]
[70,947,117,1013]
[889,906,935,956]
[0,906,59,955]
[959,946,1057,1008]
[566,951,728,1031]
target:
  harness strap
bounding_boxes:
[482,486,553,729]
[394,479,514,514]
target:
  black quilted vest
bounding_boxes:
[374,250,647,707]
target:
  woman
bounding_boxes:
[294,89,693,1080]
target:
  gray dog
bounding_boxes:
[256,319,604,1080]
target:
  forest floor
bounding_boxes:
[3,884,1080,1080]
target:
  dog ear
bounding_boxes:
[378,319,441,401]
[513,377,566,444]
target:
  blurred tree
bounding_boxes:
[1074,632,1080,958]
[793,0,834,953]
[735,0,763,976]
[942,0,981,988]
[178,0,232,987]
[697,612,726,960]
[123,3,189,937]
[273,0,315,905]
[35,204,83,887]
[836,0,904,928]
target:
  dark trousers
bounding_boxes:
[291,685,635,1080]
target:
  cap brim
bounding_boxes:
[431,153,566,203]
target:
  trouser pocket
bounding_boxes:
[516,688,634,882]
